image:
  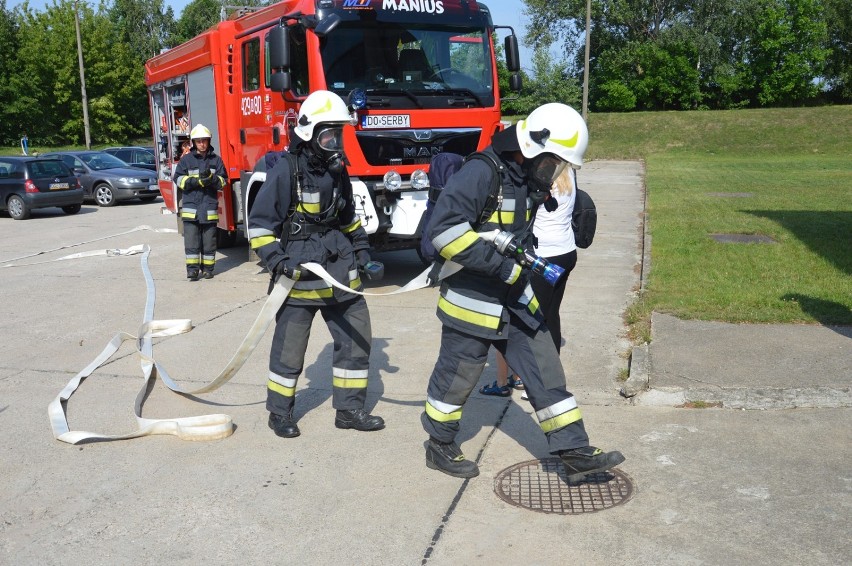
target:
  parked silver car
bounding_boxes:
[42,151,159,207]
[102,146,157,172]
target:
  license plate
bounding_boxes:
[49,183,69,190]
[362,114,410,129]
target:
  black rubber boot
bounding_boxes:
[200,271,214,279]
[558,446,625,482]
[334,409,385,431]
[425,438,479,478]
[268,412,300,438]
[187,269,199,281]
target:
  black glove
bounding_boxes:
[198,171,217,188]
[273,261,301,280]
[184,176,200,190]
[426,261,442,287]
[356,249,371,268]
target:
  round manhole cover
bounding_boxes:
[494,458,633,514]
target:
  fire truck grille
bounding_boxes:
[355,128,481,167]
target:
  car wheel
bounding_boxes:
[8,194,31,220]
[139,195,158,203]
[62,204,82,215]
[94,183,116,207]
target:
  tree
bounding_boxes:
[739,0,829,106]
[0,0,21,145]
[818,0,849,100]
[108,0,176,63]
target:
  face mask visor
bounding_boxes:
[529,153,568,188]
[314,126,344,155]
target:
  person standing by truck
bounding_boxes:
[173,124,226,280]
[421,103,625,481]
[248,90,384,439]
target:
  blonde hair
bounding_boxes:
[551,167,575,197]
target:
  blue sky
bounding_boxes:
[11,0,536,70]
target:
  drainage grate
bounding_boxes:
[494,458,633,514]
[710,233,776,244]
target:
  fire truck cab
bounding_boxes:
[145,0,520,254]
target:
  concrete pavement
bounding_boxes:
[0,161,849,565]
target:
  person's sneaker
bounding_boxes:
[268,412,300,438]
[334,409,385,431]
[187,270,199,281]
[558,446,625,482]
[425,438,480,478]
[200,271,214,279]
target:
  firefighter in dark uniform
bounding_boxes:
[173,124,226,280]
[422,103,625,480]
[248,90,384,438]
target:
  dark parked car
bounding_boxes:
[41,151,159,207]
[0,156,85,220]
[103,146,158,172]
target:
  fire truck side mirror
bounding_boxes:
[504,34,520,73]
[509,74,523,92]
[271,71,291,93]
[269,25,290,71]
[313,13,341,37]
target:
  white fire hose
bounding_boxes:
[47,244,461,444]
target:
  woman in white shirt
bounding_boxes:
[481,169,579,397]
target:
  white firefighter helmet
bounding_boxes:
[515,103,588,168]
[190,124,212,140]
[293,90,352,142]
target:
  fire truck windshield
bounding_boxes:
[320,21,495,109]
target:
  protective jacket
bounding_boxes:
[248,148,369,305]
[427,147,543,339]
[173,146,226,224]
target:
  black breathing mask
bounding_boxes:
[312,125,346,174]
[525,153,567,212]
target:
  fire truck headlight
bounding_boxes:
[410,169,429,190]
[383,170,402,192]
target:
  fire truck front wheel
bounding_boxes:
[216,228,238,248]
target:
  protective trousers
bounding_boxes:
[421,318,589,454]
[183,220,216,274]
[266,297,372,416]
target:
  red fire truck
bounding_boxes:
[144,0,521,253]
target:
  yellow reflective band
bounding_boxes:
[333,377,368,389]
[341,219,362,233]
[349,277,362,289]
[424,401,462,423]
[296,202,321,214]
[202,258,215,266]
[180,211,195,219]
[267,379,295,397]
[439,231,478,260]
[528,294,539,314]
[185,258,200,265]
[290,287,334,299]
[207,214,219,221]
[438,296,500,329]
[551,131,579,149]
[250,235,276,249]
[539,407,582,433]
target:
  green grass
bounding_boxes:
[588,106,852,325]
